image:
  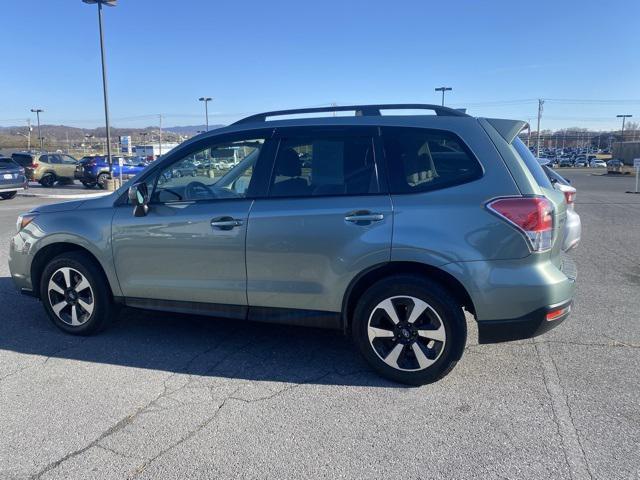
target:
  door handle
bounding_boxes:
[344,211,384,224]
[211,216,244,230]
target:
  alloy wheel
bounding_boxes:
[367,295,446,371]
[47,267,95,326]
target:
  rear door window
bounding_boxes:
[382,127,482,194]
[268,130,378,198]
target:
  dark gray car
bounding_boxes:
[9,104,577,385]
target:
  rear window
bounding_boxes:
[512,138,553,189]
[11,154,32,165]
[0,158,17,169]
[382,127,483,194]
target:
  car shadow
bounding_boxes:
[0,277,395,387]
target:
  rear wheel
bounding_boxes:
[40,252,114,335]
[40,173,56,188]
[0,191,17,199]
[352,275,466,385]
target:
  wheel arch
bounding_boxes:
[341,261,476,333]
[30,242,116,299]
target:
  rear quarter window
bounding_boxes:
[511,138,553,189]
[382,127,483,194]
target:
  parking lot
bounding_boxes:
[0,169,638,479]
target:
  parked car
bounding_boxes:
[589,159,606,168]
[558,158,573,168]
[607,159,625,173]
[9,104,576,385]
[75,155,148,189]
[574,159,588,167]
[11,152,78,186]
[170,161,198,177]
[0,157,28,199]
[540,165,581,251]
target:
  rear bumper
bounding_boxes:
[75,171,97,182]
[0,185,26,193]
[477,299,572,343]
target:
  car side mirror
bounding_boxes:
[128,182,149,217]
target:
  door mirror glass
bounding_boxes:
[128,182,149,217]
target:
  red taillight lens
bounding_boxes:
[31,162,39,169]
[487,197,554,252]
[563,190,575,205]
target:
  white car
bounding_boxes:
[590,159,607,168]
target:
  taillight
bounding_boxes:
[487,196,554,252]
[563,190,575,205]
[31,162,39,169]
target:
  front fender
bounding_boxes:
[19,208,121,297]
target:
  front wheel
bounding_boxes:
[40,252,114,335]
[96,173,110,189]
[352,275,467,385]
[0,191,17,199]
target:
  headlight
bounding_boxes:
[16,213,37,232]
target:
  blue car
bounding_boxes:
[75,155,148,189]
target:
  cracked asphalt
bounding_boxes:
[0,169,638,479]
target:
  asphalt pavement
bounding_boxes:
[0,170,638,479]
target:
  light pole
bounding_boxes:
[83,0,116,176]
[30,108,44,151]
[617,114,632,142]
[434,87,452,106]
[199,97,212,131]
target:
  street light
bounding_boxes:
[617,114,632,142]
[30,108,44,151]
[82,0,116,176]
[434,87,452,106]
[198,97,212,131]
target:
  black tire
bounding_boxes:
[352,275,467,386]
[40,173,56,188]
[81,181,96,189]
[96,173,110,189]
[40,251,115,335]
[0,191,17,199]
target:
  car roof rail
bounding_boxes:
[232,103,469,125]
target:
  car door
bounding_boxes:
[246,126,393,316]
[111,131,274,310]
[59,155,78,178]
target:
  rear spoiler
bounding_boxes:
[484,118,527,144]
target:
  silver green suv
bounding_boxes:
[9,104,576,385]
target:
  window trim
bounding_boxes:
[380,126,484,195]
[264,126,385,200]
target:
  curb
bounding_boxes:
[18,191,111,199]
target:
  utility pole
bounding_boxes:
[617,114,632,142]
[561,131,565,151]
[526,119,531,147]
[158,114,163,159]
[435,86,452,106]
[30,108,44,151]
[536,99,544,157]
[198,97,212,131]
[27,119,32,150]
[83,0,116,176]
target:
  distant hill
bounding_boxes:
[0,123,225,149]
[164,125,225,135]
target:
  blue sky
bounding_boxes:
[0,0,638,130]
